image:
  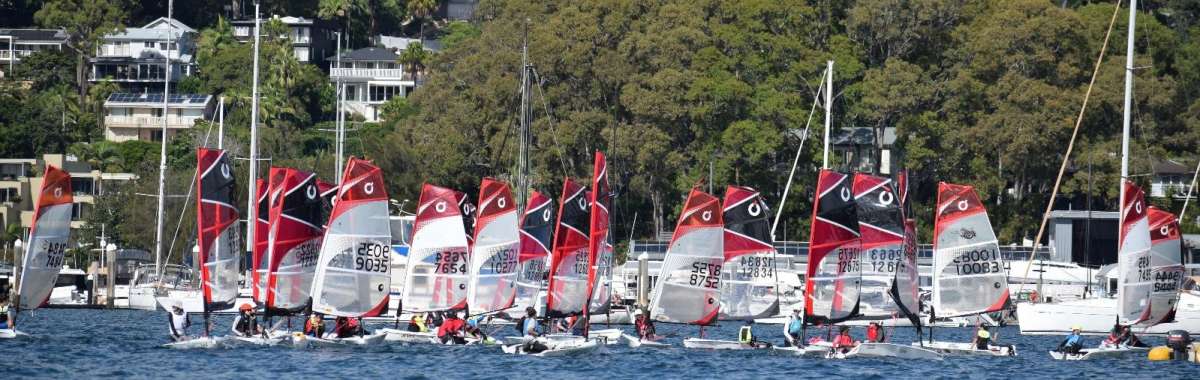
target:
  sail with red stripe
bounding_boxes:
[403,183,471,312]
[514,190,553,314]
[17,165,72,310]
[256,168,287,306]
[587,151,614,314]
[251,178,269,303]
[311,158,392,317]
[931,182,1009,318]
[545,178,590,318]
[1116,180,1153,324]
[852,173,904,317]
[264,168,326,313]
[195,148,241,312]
[1145,206,1184,326]
[719,185,779,320]
[467,178,520,314]
[649,187,723,325]
[805,170,862,324]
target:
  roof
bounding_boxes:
[328,47,399,62]
[1154,159,1191,175]
[104,93,212,107]
[0,28,68,42]
[830,126,897,146]
[377,35,441,52]
[105,17,194,40]
[231,15,314,26]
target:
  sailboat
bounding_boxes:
[512,190,554,317]
[383,183,471,343]
[466,178,520,319]
[917,182,1014,356]
[2,165,72,339]
[303,157,391,346]
[251,178,269,305]
[833,173,940,360]
[584,151,622,341]
[719,186,780,322]
[797,169,861,354]
[264,168,328,320]
[647,187,726,349]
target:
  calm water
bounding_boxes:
[1,309,1197,379]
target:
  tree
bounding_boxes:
[34,0,133,106]
[398,42,429,82]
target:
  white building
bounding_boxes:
[231,15,334,66]
[90,17,196,93]
[1151,159,1195,199]
[329,47,415,122]
[103,93,213,142]
[0,28,68,78]
[0,154,136,240]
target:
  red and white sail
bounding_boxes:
[1145,206,1184,326]
[256,168,287,306]
[467,178,520,314]
[545,178,590,318]
[805,170,861,323]
[251,178,269,304]
[719,185,779,320]
[587,151,614,314]
[649,187,723,325]
[195,148,241,311]
[1117,181,1153,324]
[403,183,471,312]
[931,182,1009,318]
[264,168,326,313]
[852,173,904,317]
[311,158,392,317]
[514,190,554,314]
[17,165,72,310]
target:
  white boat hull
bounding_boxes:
[1017,293,1200,335]
[292,332,387,347]
[0,329,18,339]
[682,338,769,350]
[1048,345,1149,361]
[843,343,944,360]
[380,329,439,344]
[622,334,670,348]
[503,338,603,356]
[917,341,1016,356]
[162,336,228,349]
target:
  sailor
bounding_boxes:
[464,314,492,343]
[518,307,541,337]
[304,313,326,337]
[437,311,468,344]
[333,316,363,338]
[1102,324,1124,347]
[831,326,857,353]
[407,313,426,332]
[167,304,191,342]
[1056,326,1084,354]
[1120,325,1146,347]
[738,319,769,348]
[866,322,885,343]
[634,309,658,341]
[231,304,263,337]
[972,325,993,350]
[0,293,11,329]
[783,308,803,347]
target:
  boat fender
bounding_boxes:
[1147,346,1171,361]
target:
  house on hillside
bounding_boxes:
[830,126,897,175]
[1151,159,1196,199]
[0,154,136,242]
[231,15,334,68]
[103,93,213,142]
[0,28,68,79]
[89,17,197,93]
[328,47,416,122]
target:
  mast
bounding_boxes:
[335,32,344,183]
[153,0,176,280]
[517,20,531,212]
[217,96,224,149]
[245,1,262,272]
[1119,0,1135,228]
[822,60,833,170]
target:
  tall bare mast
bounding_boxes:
[1119,0,1136,227]
[516,19,531,212]
[822,60,833,170]
[244,1,262,263]
[153,0,176,279]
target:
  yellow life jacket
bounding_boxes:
[738,326,753,344]
[414,315,427,332]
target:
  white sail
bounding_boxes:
[403,184,471,312]
[467,178,520,314]
[311,158,392,317]
[931,183,1009,319]
[17,165,73,310]
[649,188,723,325]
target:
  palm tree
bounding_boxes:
[398,42,429,83]
[407,0,438,40]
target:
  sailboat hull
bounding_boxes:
[843,342,943,360]
[1016,293,1200,335]
[917,341,1015,356]
[1048,345,1149,360]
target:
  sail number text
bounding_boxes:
[866,248,902,273]
[737,256,774,278]
[42,240,68,268]
[689,262,721,289]
[951,248,1001,275]
[836,248,860,274]
[486,248,518,273]
[355,242,389,273]
[434,251,468,274]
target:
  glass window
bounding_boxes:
[150,130,164,142]
[145,42,155,48]
[369,85,401,102]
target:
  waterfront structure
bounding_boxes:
[103,93,213,142]
[89,17,196,93]
[329,47,416,122]
[0,28,68,79]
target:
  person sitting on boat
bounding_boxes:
[633,309,658,341]
[0,293,11,330]
[437,311,468,344]
[782,308,803,347]
[333,316,364,338]
[1102,324,1123,347]
[831,326,857,353]
[1121,325,1146,348]
[866,322,886,343]
[518,307,541,337]
[972,325,993,350]
[738,319,770,348]
[167,304,191,342]
[1056,326,1084,354]
[406,312,426,333]
[231,304,263,337]
[304,313,326,337]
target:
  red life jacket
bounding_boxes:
[867,325,882,342]
[438,318,465,338]
[833,334,854,347]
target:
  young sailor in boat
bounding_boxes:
[406,313,427,332]
[1056,326,1084,354]
[0,293,11,329]
[167,304,191,342]
[518,307,541,337]
[464,315,494,343]
[1121,326,1146,347]
[333,316,364,338]
[738,319,771,348]
[633,309,660,341]
[865,322,885,343]
[831,326,858,353]
[304,313,326,337]
[783,308,803,347]
[437,311,468,344]
[231,304,263,337]
[972,325,992,350]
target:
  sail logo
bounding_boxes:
[497,196,507,209]
[747,201,761,217]
[878,189,894,205]
[306,185,317,199]
[701,210,712,221]
[542,208,552,222]
[363,182,375,195]
[577,196,587,210]
[53,187,62,198]
[435,201,447,213]
[220,162,231,179]
[840,187,851,201]
[959,228,976,240]
[957,199,969,211]
[1160,225,1170,236]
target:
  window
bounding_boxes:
[344,85,358,101]
[150,130,164,142]
[71,178,94,196]
[294,47,309,62]
[152,108,164,117]
[144,42,155,48]
[369,85,402,102]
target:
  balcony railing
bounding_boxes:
[105,116,199,128]
[330,68,410,80]
[0,50,33,60]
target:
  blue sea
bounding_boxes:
[1,309,1196,379]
